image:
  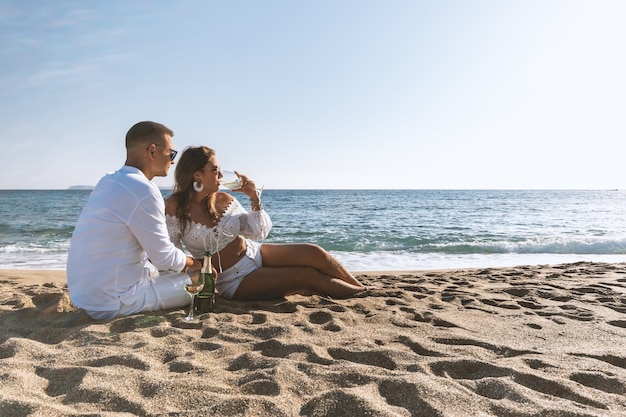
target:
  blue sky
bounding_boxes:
[1,1,625,190]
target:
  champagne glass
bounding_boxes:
[219,170,241,191]
[183,269,205,321]
[220,170,263,198]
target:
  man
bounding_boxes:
[67,121,201,319]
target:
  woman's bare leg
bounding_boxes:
[261,243,365,288]
[232,266,364,300]
[230,243,365,300]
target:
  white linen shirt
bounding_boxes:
[67,165,187,312]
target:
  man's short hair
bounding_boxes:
[125,121,174,149]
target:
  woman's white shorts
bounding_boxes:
[216,238,263,299]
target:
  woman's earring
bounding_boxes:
[193,181,204,192]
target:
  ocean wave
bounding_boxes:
[295,235,626,255]
[0,225,75,237]
[333,251,626,272]
[503,238,626,254]
[0,242,70,254]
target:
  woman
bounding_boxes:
[165,146,366,301]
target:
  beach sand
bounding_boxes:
[1,263,625,416]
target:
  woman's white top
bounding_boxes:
[166,198,272,259]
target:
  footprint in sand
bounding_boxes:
[253,339,334,365]
[168,359,197,373]
[387,306,420,328]
[524,358,557,370]
[227,352,278,372]
[516,300,544,310]
[251,312,267,324]
[397,283,434,300]
[429,359,606,410]
[396,335,445,357]
[35,366,88,397]
[307,310,342,331]
[110,315,167,333]
[440,285,478,305]
[479,297,522,310]
[431,337,537,358]
[300,389,395,417]
[378,379,442,416]
[201,327,220,339]
[32,356,152,415]
[238,371,280,396]
[327,347,397,370]
[390,306,458,329]
[246,325,288,340]
[83,353,150,370]
[193,340,221,351]
[570,371,626,395]
[571,353,626,370]
[607,319,626,329]
[557,304,595,321]
[308,310,332,325]
[503,288,531,297]
[0,289,91,344]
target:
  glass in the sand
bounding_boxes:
[220,170,263,198]
[183,269,205,321]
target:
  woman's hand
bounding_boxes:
[234,171,258,199]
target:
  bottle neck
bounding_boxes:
[201,255,212,274]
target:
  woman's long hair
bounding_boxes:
[171,146,218,235]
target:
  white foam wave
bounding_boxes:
[333,251,626,272]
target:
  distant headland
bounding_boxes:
[67,185,94,190]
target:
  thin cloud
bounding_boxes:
[27,65,95,84]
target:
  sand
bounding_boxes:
[0,262,625,417]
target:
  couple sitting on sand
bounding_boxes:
[66,121,365,320]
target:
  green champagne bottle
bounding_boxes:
[194,251,215,313]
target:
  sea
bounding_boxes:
[2,189,626,271]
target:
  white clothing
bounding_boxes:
[165,198,271,257]
[67,165,188,315]
[215,238,263,299]
[86,271,192,320]
[165,197,271,297]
